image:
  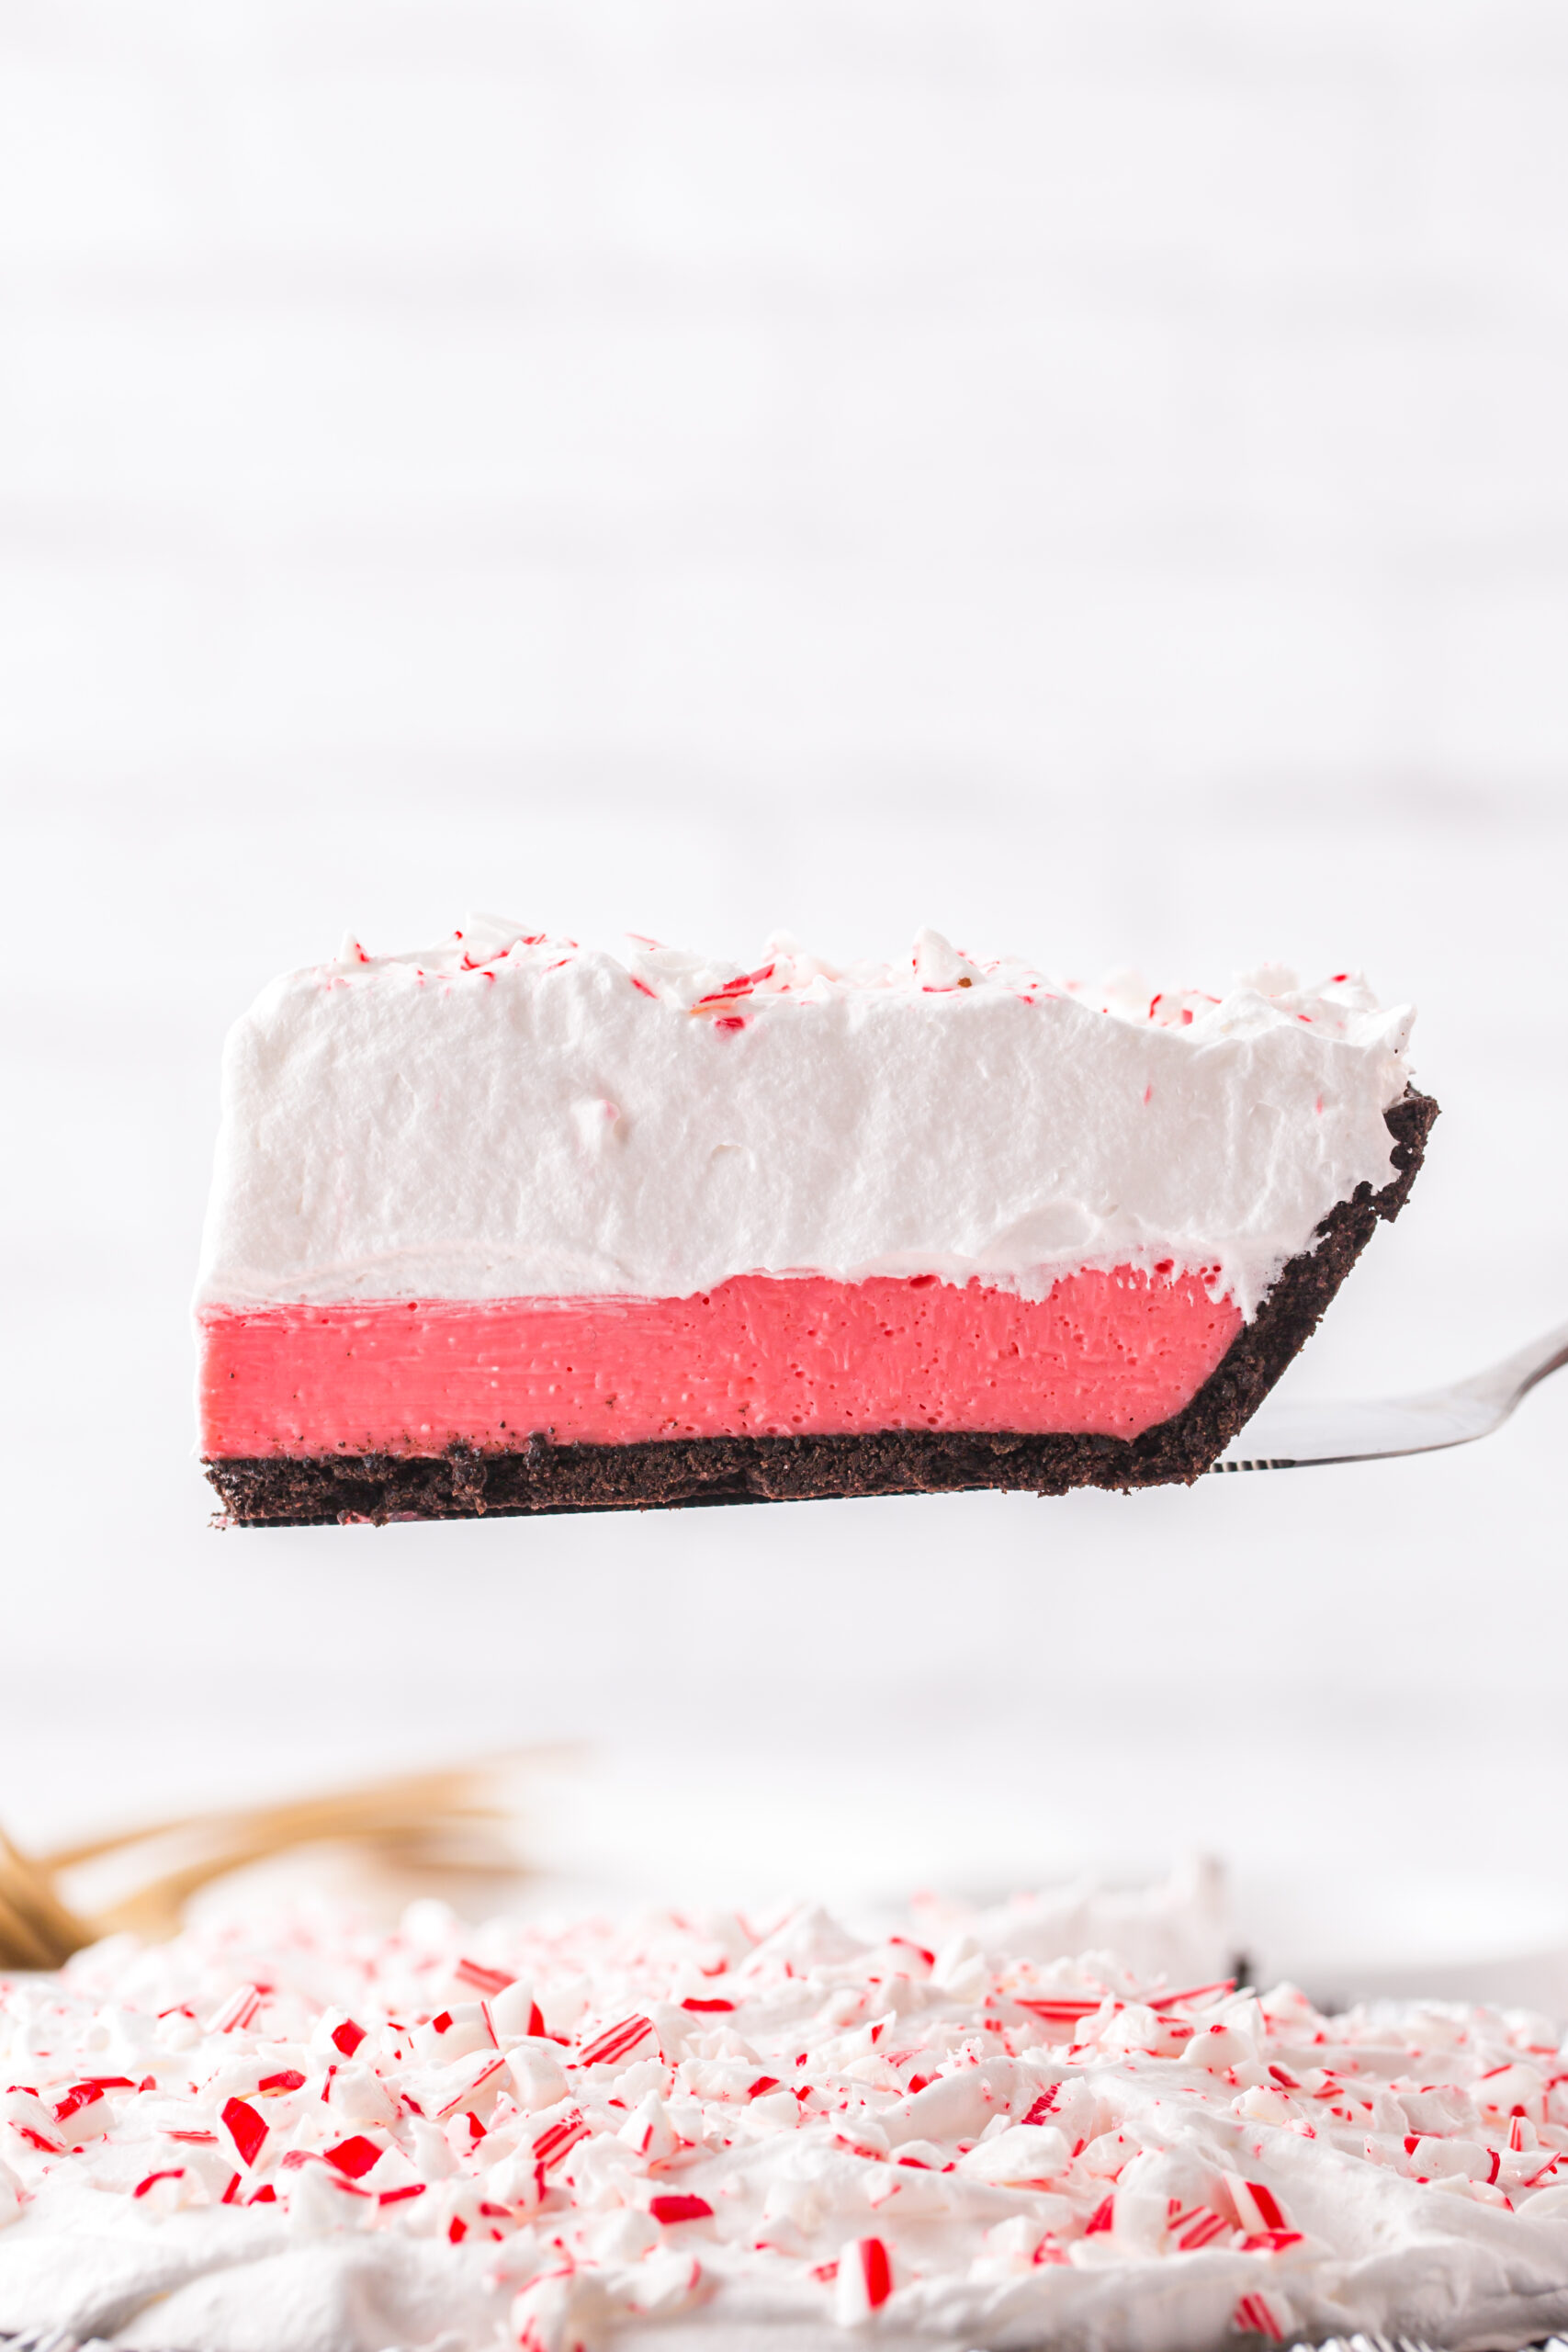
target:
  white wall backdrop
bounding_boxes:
[7,2,1568,789]
[4,0,1568,1998]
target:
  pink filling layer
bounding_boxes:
[199,1270,1241,1457]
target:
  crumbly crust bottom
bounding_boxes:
[204,1091,1437,1527]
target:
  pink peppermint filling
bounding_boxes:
[197,1268,1241,1458]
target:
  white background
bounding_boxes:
[4,0,1568,2000]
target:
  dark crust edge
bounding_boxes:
[205,1088,1438,1527]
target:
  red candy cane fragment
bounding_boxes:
[324,2136,382,2180]
[618,2094,678,2161]
[132,2167,185,2199]
[53,2077,134,2120]
[1233,2291,1283,2341]
[579,2015,655,2069]
[649,2194,714,2224]
[487,1980,547,2040]
[435,2054,510,2122]
[1225,2176,1287,2234]
[513,2267,579,2352]
[208,1984,265,2034]
[51,2086,108,2131]
[1014,1996,1106,2024]
[456,1958,514,1998]
[531,2109,591,2172]
[220,2098,267,2169]
[833,2237,894,2323]
[1169,2204,1230,2252]
[1147,1981,1235,2013]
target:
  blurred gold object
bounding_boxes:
[0,1757,547,1971]
[0,1823,87,1971]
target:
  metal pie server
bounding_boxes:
[1214,1319,1568,1473]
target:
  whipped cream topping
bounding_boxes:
[197,920,1416,1320]
[2,1888,1566,2352]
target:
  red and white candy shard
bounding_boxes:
[194,924,1415,1467]
[3,1888,1568,2350]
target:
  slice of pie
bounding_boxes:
[195,919,1434,1525]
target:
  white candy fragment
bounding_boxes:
[957,2122,1071,2183]
[570,1097,624,1153]
[507,2041,570,2112]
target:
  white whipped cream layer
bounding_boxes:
[2,1880,1566,2352]
[196,920,1416,1318]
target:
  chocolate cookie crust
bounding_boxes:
[205,1089,1437,1527]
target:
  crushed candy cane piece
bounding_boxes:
[649,2194,715,2224]
[220,2097,266,2168]
[833,2235,894,2324]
